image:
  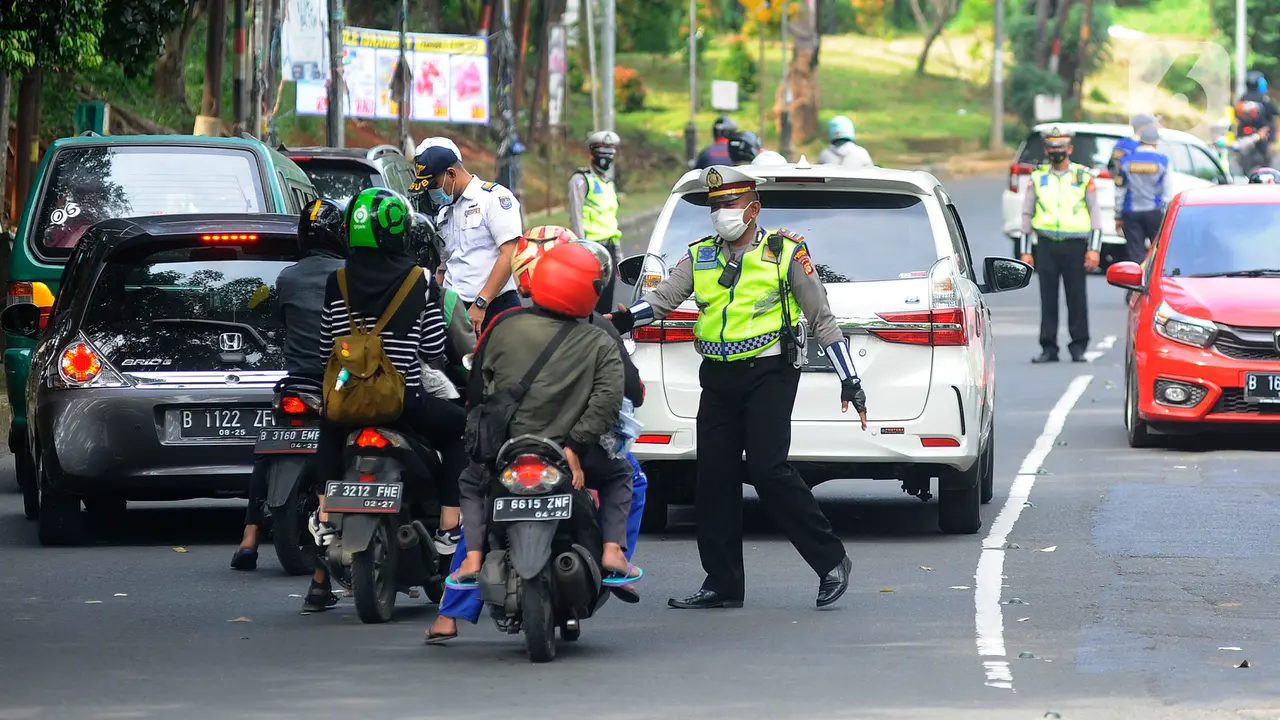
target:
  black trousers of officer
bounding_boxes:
[1121,210,1163,264]
[695,354,846,601]
[1034,237,1089,358]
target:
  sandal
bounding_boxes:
[601,565,644,587]
[444,573,479,590]
[230,548,258,571]
[424,629,458,645]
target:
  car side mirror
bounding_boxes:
[979,256,1033,293]
[618,255,646,286]
[1105,261,1145,292]
[1,303,42,338]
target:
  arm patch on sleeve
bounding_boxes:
[794,245,815,275]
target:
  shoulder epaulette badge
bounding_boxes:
[689,234,717,247]
[775,228,805,243]
[480,182,496,192]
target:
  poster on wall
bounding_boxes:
[295,27,489,125]
[280,0,329,82]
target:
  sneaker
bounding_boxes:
[308,513,336,547]
[302,581,339,612]
[433,526,461,555]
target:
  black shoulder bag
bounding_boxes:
[463,320,577,465]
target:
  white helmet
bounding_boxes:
[414,136,462,162]
[752,150,787,166]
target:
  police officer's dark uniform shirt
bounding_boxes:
[277,252,345,377]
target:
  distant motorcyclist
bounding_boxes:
[308,188,469,608]
[727,130,762,166]
[231,198,347,577]
[694,116,737,169]
[1234,126,1274,177]
[818,115,874,169]
[1235,70,1279,166]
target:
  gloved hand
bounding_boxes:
[607,304,635,334]
[841,378,868,431]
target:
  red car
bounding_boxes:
[1107,184,1280,447]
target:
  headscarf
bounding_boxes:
[343,247,425,322]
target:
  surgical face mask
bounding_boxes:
[428,173,456,207]
[592,155,613,172]
[711,207,751,241]
[1048,150,1068,163]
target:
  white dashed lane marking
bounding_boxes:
[1082,334,1117,363]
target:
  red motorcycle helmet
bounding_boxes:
[529,242,604,317]
[511,225,579,296]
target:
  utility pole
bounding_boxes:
[325,0,345,147]
[758,21,767,140]
[233,0,248,135]
[265,0,283,146]
[684,0,697,167]
[1234,0,1246,101]
[250,0,265,138]
[396,0,412,155]
[779,2,793,158]
[601,0,615,131]
[990,0,1004,149]
[585,0,600,129]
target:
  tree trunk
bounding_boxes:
[425,0,443,29]
[527,3,550,143]
[1048,0,1076,76]
[156,0,206,111]
[0,70,10,229]
[349,0,375,27]
[14,72,41,224]
[203,0,229,119]
[1032,0,1051,68]
[777,0,820,144]
[913,0,959,76]
[512,0,532,122]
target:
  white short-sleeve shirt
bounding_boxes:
[436,176,522,303]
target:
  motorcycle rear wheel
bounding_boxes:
[271,487,318,576]
[352,521,398,623]
[522,566,557,663]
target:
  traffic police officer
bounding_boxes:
[1115,122,1169,265]
[412,142,524,332]
[568,130,623,314]
[1019,127,1103,364]
[609,165,866,610]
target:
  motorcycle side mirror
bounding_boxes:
[618,255,646,286]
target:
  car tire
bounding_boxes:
[938,467,982,535]
[979,427,996,505]
[37,456,85,547]
[15,446,39,521]
[1124,362,1156,449]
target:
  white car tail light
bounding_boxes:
[633,309,698,343]
[1008,162,1034,193]
[871,259,968,347]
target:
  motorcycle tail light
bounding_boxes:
[500,454,563,495]
[280,396,307,414]
[355,428,388,448]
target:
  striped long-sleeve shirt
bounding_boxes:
[318,273,448,389]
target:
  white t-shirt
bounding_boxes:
[435,176,523,303]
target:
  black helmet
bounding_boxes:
[713,115,738,140]
[344,187,416,255]
[298,197,348,258]
[1246,70,1267,94]
[407,212,442,269]
[1248,167,1280,184]
[727,131,762,164]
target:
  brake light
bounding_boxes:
[872,308,967,346]
[500,453,564,494]
[637,434,672,445]
[633,309,698,343]
[8,282,32,305]
[359,473,376,483]
[1095,169,1112,180]
[920,437,961,448]
[281,396,307,414]
[60,343,101,383]
[201,234,259,243]
[508,456,551,488]
[1008,162,1033,192]
[355,428,388,448]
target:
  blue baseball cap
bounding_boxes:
[410,145,461,192]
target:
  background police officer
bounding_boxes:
[569,130,623,314]
[610,165,866,610]
[1115,123,1169,265]
[1019,128,1103,364]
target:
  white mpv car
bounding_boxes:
[617,160,1033,535]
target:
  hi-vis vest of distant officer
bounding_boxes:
[578,170,622,245]
[1031,162,1093,238]
[689,231,803,361]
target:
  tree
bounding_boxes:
[101,0,189,76]
[617,0,685,54]
[0,0,105,74]
[909,0,963,75]
[1211,0,1280,88]
[155,0,206,109]
[1007,0,1112,125]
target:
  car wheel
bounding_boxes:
[938,467,982,535]
[1124,362,1156,449]
[979,427,995,505]
[15,446,39,521]
[37,456,86,547]
[638,465,673,534]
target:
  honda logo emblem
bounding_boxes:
[219,333,244,352]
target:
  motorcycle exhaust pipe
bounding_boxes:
[396,524,420,550]
[553,551,593,610]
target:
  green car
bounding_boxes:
[2,134,318,519]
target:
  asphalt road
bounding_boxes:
[3,175,1279,720]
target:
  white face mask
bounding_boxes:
[711,208,750,241]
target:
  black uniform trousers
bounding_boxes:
[695,354,846,600]
[1121,210,1163,264]
[1034,236,1089,358]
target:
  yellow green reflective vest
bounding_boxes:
[689,230,802,361]
[1031,162,1092,239]
[579,171,621,244]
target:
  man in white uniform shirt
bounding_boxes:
[411,144,525,331]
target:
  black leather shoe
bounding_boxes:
[1031,352,1059,364]
[817,555,852,608]
[1070,351,1087,363]
[667,589,743,609]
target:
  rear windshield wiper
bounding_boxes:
[149,318,268,347]
[1189,268,1280,278]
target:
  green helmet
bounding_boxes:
[345,187,415,254]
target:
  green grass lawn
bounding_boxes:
[1111,0,1215,38]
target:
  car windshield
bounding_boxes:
[294,160,383,201]
[1161,204,1280,277]
[33,146,266,258]
[82,247,293,371]
[1019,132,1121,170]
[653,189,938,283]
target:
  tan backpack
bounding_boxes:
[323,267,423,425]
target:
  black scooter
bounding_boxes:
[254,376,323,576]
[477,435,610,663]
[321,425,447,623]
